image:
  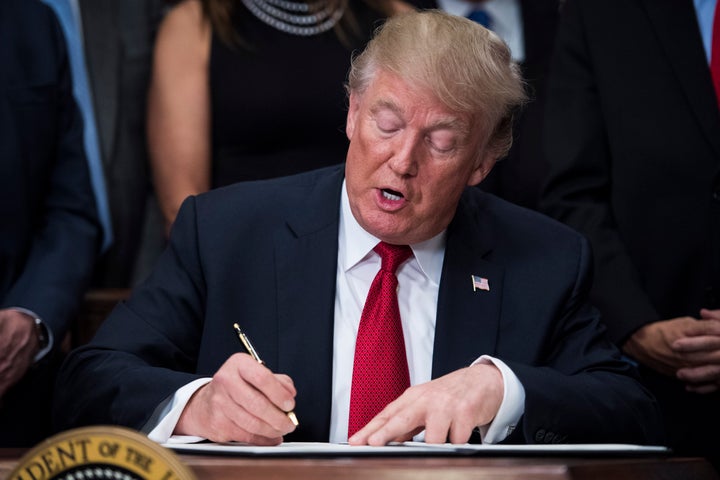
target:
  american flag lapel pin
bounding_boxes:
[471,275,490,292]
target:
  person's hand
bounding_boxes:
[622,316,703,377]
[174,353,297,444]
[672,309,720,394]
[0,309,39,398]
[623,314,720,393]
[348,363,503,446]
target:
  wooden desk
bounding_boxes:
[2,450,718,480]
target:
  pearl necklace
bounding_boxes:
[241,0,346,36]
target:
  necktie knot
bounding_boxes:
[374,242,412,274]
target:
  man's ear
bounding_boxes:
[467,150,497,187]
[346,91,360,140]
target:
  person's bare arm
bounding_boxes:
[147,0,211,234]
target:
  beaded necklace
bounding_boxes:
[240,0,346,36]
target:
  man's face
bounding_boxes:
[345,69,494,245]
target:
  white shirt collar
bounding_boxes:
[338,180,446,286]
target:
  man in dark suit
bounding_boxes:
[541,0,720,468]
[55,10,663,446]
[0,0,100,446]
[78,0,167,287]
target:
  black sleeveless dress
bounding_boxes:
[209,1,386,187]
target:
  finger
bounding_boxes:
[233,354,297,414]
[208,409,282,446]
[347,397,412,446]
[365,399,427,446]
[681,319,720,337]
[447,418,476,444]
[347,410,392,445]
[226,374,296,434]
[672,350,720,367]
[176,381,286,442]
[390,427,423,443]
[422,411,452,444]
[197,375,291,439]
[676,364,720,385]
[672,335,720,353]
[274,373,297,396]
[685,383,719,394]
[700,309,720,321]
[221,398,291,440]
[212,356,295,435]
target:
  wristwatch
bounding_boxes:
[34,317,49,350]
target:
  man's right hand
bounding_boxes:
[174,353,297,444]
[0,308,40,398]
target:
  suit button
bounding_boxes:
[534,429,546,442]
[713,189,720,201]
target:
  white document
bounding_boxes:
[163,441,670,457]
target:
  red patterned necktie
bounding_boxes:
[348,241,413,437]
[712,2,720,109]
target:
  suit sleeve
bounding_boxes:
[2,11,100,345]
[54,196,207,431]
[504,235,665,445]
[539,0,659,344]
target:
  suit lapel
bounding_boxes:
[432,191,504,378]
[274,167,344,440]
[642,0,720,159]
[79,0,118,164]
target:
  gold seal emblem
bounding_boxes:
[8,426,196,480]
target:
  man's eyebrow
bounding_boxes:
[370,97,470,136]
[370,98,403,116]
[430,117,469,136]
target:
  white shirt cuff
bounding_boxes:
[147,377,212,444]
[472,354,525,443]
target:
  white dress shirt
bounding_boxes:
[149,182,524,444]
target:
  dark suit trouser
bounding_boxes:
[0,352,62,447]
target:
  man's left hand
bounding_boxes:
[672,309,720,394]
[348,363,503,445]
[0,309,39,398]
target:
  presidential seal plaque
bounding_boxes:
[8,426,196,480]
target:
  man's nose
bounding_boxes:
[387,136,419,177]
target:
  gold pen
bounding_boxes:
[232,323,299,427]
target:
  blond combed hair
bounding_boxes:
[348,9,527,160]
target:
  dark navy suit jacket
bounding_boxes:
[0,0,100,446]
[56,166,664,444]
[0,0,99,343]
[541,0,720,463]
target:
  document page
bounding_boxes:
[163,441,670,457]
